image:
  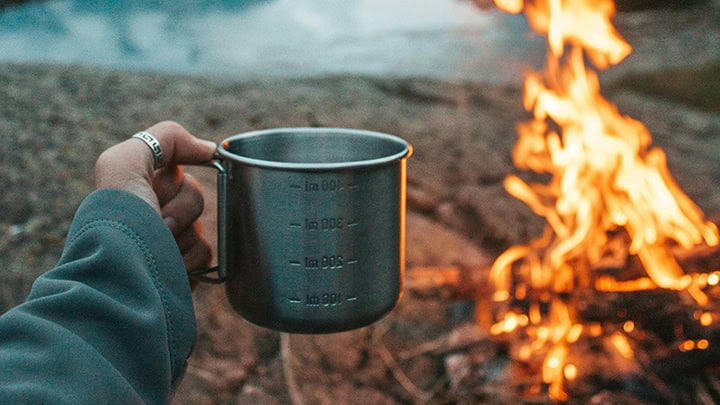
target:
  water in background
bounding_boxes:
[0,0,717,83]
[0,0,546,83]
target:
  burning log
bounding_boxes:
[405,229,720,400]
[406,234,720,300]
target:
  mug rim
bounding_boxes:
[217,127,412,170]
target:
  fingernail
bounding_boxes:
[199,139,217,151]
[163,216,177,234]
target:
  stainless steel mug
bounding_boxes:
[194,128,412,333]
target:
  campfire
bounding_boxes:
[473,0,720,400]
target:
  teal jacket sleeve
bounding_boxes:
[0,189,197,404]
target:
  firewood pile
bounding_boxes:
[405,239,720,404]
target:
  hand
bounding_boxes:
[94,121,217,277]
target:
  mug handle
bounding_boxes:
[188,158,228,284]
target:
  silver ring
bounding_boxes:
[131,131,164,168]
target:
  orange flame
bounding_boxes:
[487,0,719,399]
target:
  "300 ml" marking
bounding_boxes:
[305,217,343,230]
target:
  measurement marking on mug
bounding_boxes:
[289,222,302,228]
[302,292,355,307]
[303,217,344,230]
[301,179,349,192]
[289,295,358,306]
[289,260,302,266]
[289,184,302,190]
[302,255,343,270]
[347,259,358,265]
[347,221,359,227]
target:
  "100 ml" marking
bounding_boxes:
[306,292,344,307]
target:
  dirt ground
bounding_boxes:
[1,58,719,403]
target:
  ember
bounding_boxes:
[483,0,720,400]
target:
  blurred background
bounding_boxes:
[1,0,716,95]
[0,0,546,83]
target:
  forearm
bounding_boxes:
[0,189,196,403]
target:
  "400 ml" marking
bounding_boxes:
[304,178,345,192]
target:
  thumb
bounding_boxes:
[95,121,216,212]
[145,121,218,168]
